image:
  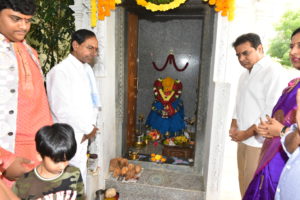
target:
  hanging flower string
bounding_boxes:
[203,0,235,21]
[152,54,188,72]
[98,0,116,20]
[91,0,97,27]
[136,0,187,12]
[91,0,122,27]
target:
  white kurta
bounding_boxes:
[233,56,289,147]
[46,54,99,184]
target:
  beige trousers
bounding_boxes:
[237,142,261,197]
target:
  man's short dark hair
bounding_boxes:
[232,33,262,49]
[35,123,77,162]
[71,29,96,51]
[0,0,36,15]
[292,27,300,39]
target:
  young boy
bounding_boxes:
[12,123,85,200]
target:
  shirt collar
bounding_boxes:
[0,33,10,49]
[0,33,27,48]
[0,33,5,41]
[69,53,91,70]
[251,56,269,73]
[69,53,85,66]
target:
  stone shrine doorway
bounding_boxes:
[116,0,216,172]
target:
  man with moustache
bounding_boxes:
[229,33,288,197]
[46,29,101,186]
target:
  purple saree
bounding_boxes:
[243,78,300,200]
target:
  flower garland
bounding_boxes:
[91,0,235,25]
[153,78,182,104]
[136,0,187,12]
[91,0,97,27]
[152,54,189,72]
[90,0,122,27]
[203,0,235,21]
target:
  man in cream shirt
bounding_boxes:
[229,33,288,197]
[46,29,101,186]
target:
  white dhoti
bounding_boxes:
[70,132,88,188]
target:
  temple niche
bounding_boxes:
[116,0,216,177]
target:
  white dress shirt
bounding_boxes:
[46,54,100,185]
[275,124,300,200]
[46,54,98,137]
[233,56,288,147]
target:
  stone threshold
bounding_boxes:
[105,168,205,200]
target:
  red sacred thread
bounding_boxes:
[152,54,189,72]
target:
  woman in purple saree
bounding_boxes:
[243,28,300,200]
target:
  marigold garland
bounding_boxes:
[90,0,122,26]
[204,0,235,21]
[136,0,187,12]
[91,0,97,27]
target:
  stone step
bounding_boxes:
[105,168,205,200]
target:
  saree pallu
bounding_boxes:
[243,78,300,200]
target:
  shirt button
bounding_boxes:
[9,66,15,71]
[10,89,16,93]
[8,132,13,136]
[9,110,14,114]
[286,165,291,169]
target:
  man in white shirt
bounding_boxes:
[229,33,288,196]
[46,29,101,185]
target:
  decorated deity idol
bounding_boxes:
[145,77,185,138]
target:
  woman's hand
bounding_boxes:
[256,116,284,138]
[256,118,271,138]
[264,115,284,137]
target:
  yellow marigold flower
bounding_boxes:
[208,0,216,5]
[221,10,228,17]
[155,154,162,160]
[115,0,122,4]
[136,0,187,12]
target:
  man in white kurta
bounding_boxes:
[229,33,288,196]
[46,29,100,186]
